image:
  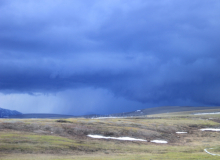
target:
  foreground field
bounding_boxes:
[0,108,220,159]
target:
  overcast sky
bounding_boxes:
[1,0,220,115]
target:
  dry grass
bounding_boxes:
[0,109,220,159]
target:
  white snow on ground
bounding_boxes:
[176,132,187,134]
[87,135,147,141]
[204,148,220,156]
[150,140,168,144]
[136,110,141,112]
[200,128,220,131]
[88,135,169,143]
[194,112,220,115]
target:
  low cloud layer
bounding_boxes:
[1,0,220,115]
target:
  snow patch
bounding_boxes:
[176,132,187,134]
[200,128,220,132]
[87,135,147,141]
[136,110,141,112]
[204,148,220,156]
[194,112,220,115]
[150,140,168,144]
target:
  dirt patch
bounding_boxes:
[56,119,72,123]
[209,119,220,123]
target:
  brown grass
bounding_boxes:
[0,109,220,159]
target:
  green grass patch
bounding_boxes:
[0,132,98,153]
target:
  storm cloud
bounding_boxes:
[1,0,220,115]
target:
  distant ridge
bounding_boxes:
[2,106,220,119]
[8,113,76,119]
[0,108,22,118]
[109,106,220,117]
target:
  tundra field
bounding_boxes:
[0,108,220,160]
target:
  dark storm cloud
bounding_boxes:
[1,0,220,114]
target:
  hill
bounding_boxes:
[0,107,22,118]
[109,106,220,117]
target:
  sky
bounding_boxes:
[0,0,220,115]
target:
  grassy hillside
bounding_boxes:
[0,108,220,159]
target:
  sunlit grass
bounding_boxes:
[1,152,220,160]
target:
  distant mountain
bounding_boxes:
[0,108,22,118]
